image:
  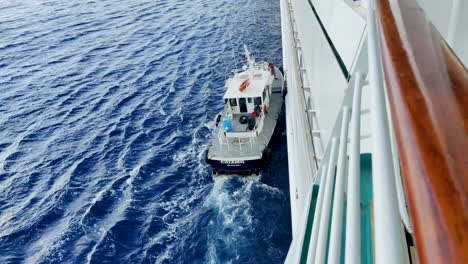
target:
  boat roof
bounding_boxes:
[223,69,271,99]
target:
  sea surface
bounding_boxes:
[0,0,291,263]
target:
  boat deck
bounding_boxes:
[208,92,283,161]
[230,114,259,132]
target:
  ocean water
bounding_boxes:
[0,0,291,263]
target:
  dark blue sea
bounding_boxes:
[0,0,291,263]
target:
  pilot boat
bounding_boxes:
[206,45,284,175]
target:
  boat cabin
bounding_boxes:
[224,72,273,113]
[221,69,273,133]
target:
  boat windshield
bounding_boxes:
[254,96,262,105]
[229,98,237,106]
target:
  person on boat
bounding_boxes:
[263,104,268,114]
[254,105,261,117]
[268,62,276,79]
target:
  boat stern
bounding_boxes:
[205,153,264,175]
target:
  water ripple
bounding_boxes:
[0,0,289,263]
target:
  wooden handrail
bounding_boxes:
[375,0,468,263]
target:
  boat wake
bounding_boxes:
[204,175,285,263]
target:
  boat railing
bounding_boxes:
[253,112,265,134]
[216,111,266,152]
[218,111,265,139]
[217,127,256,152]
[225,131,256,139]
[283,0,467,263]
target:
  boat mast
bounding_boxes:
[243,44,255,69]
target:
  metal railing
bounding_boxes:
[215,104,266,152]
[284,51,371,264]
[375,0,468,262]
[283,0,413,263]
[284,0,468,263]
[367,1,408,263]
[344,73,363,264]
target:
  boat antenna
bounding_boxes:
[243,44,255,68]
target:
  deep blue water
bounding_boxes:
[0,0,291,263]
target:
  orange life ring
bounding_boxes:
[263,104,268,114]
[239,79,250,92]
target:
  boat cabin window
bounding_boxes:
[229,98,237,106]
[254,97,262,105]
[224,99,228,104]
[239,98,247,113]
[247,98,252,103]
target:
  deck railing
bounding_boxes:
[367,1,408,262]
[284,0,467,263]
[284,36,373,263]
[375,0,468,263]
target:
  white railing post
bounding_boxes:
[313,137,339,264]
[367,1,408,264]
[305,160,329,263]
[447,0,461,46]
[345,73,363,264]
[327,106,350,264]
[293,161,328,264]
[388,108,413,234]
